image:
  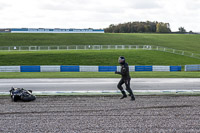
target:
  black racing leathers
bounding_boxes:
[115,62,130,79]
[115,63,135,100]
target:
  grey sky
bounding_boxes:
[0,0,199,31]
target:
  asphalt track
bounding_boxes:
[0,78,200,94]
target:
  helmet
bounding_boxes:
[118,56,125,64]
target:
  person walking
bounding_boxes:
[115,56,135,101]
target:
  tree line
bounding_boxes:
[104,21,172,33]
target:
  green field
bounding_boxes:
[0,72,200,78]
[0,49,200,66]
[0,33,200,78]
[0,33,200,53]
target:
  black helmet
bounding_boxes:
[118,56,125,64]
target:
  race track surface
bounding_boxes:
[1,78,200,92]
[0,95,200,133]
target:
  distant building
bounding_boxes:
[9,28,104,33]
[0,29,11,33]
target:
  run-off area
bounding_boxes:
[0,95,200,133]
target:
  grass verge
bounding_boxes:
[0,33,200,54]
[0,49,200,66]
[0,71,200,78]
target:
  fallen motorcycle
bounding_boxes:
[9,87,36,102]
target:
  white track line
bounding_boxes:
[2,90,200,95]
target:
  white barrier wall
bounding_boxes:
[80,66,98,72]
[153,66,170,71]
[40,66,60,72]
[185,65,200,71]
[117,66,121,72]
[0,66,20,72]
[0,65,179,72]
[129,66,135,72]
[117,66,135,72]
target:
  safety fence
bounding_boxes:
[185,65,200,71]
[149,46,200,59]
[0,45,199,59]
[0,65,181,72]
[0,45,149,51]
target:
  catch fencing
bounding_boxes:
[0,45,200,59]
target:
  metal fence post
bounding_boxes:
[98,45,101,50]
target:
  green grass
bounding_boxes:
[0,33,200,53]
[0,33,200,79]
[0,49,200,66]
[0,72,200,78]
